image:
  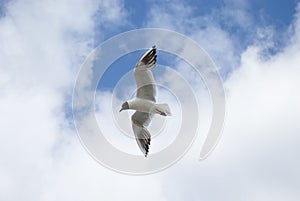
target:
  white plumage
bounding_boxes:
[119,46,171,157]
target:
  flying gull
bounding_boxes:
[119,46,171,157]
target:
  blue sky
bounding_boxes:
[1,0,300,201]
[98,0,298,90]
[99,0,297,45]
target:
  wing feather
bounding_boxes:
[131,111,153,157]
[134,46,157,102]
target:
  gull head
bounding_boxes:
[119,101,129,112]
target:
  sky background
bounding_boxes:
[1,0,300,200]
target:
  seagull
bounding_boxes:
[119,46,171,157]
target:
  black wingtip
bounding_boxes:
[152,45,156,49]
[145,145,149,157]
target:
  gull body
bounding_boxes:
[119,46,171,157]
[127,98,171,116]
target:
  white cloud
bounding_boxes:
[146,3,300,201]
[129,1,300,201]
[0,0,150,201]
[1,1,300,201]
[145,0,240,75]
[96,0,127,27]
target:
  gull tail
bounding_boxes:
[154,103,172,116]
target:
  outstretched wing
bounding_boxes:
[134,46,157,102]
[131,111,153,157]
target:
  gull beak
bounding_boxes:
[119,108,123,112]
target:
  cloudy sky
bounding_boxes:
[1,0,300,200]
